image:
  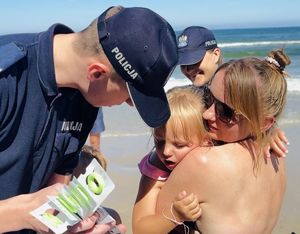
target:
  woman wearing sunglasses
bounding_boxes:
[177,26,288,156]
[156,49,290,234]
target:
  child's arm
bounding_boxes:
[133,176,201,234]
[264,127,289,158]
[133,175,178,234]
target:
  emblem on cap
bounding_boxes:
[178,35,188,48]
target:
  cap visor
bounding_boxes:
[177,48,206,65]
[127,83,170,128]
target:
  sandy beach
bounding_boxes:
[94,104,300,234]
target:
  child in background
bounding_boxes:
[133,85,208,234]
[89,107,106,153]
[73,145,107,177]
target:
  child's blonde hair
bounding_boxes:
[154,85,207,144]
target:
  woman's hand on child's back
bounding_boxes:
[264,128,289,158]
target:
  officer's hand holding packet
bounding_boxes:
[31,159,117,234]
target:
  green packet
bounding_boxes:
[30,159,115,234]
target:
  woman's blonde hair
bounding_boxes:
[217,49,291,156]
[154,85,207,144]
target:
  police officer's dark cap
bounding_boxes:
[97,6,178,128]
[177,26,218,65]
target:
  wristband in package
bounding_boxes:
[30,159,115,234]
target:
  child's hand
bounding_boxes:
[173,190,202,222]
[264,128,289,158]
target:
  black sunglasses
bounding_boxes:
[203,85,241,124]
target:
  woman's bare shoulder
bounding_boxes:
[177,143,249,173]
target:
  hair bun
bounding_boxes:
[265,49,291,72]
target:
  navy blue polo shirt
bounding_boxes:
[0,24,98,203]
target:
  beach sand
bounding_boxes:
[96,106,300,234]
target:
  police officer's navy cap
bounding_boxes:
[97,6,178,128]
[177,26,217,65]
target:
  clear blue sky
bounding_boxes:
[1,0,300,34]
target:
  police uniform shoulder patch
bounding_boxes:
[0,42,26,73]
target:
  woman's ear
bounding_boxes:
[262,117,276,132]
[87,63,110,82]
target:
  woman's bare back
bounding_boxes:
[156,143,286,234]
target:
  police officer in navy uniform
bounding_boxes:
[0,6,177,233]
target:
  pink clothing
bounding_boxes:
[138,153,170,181]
